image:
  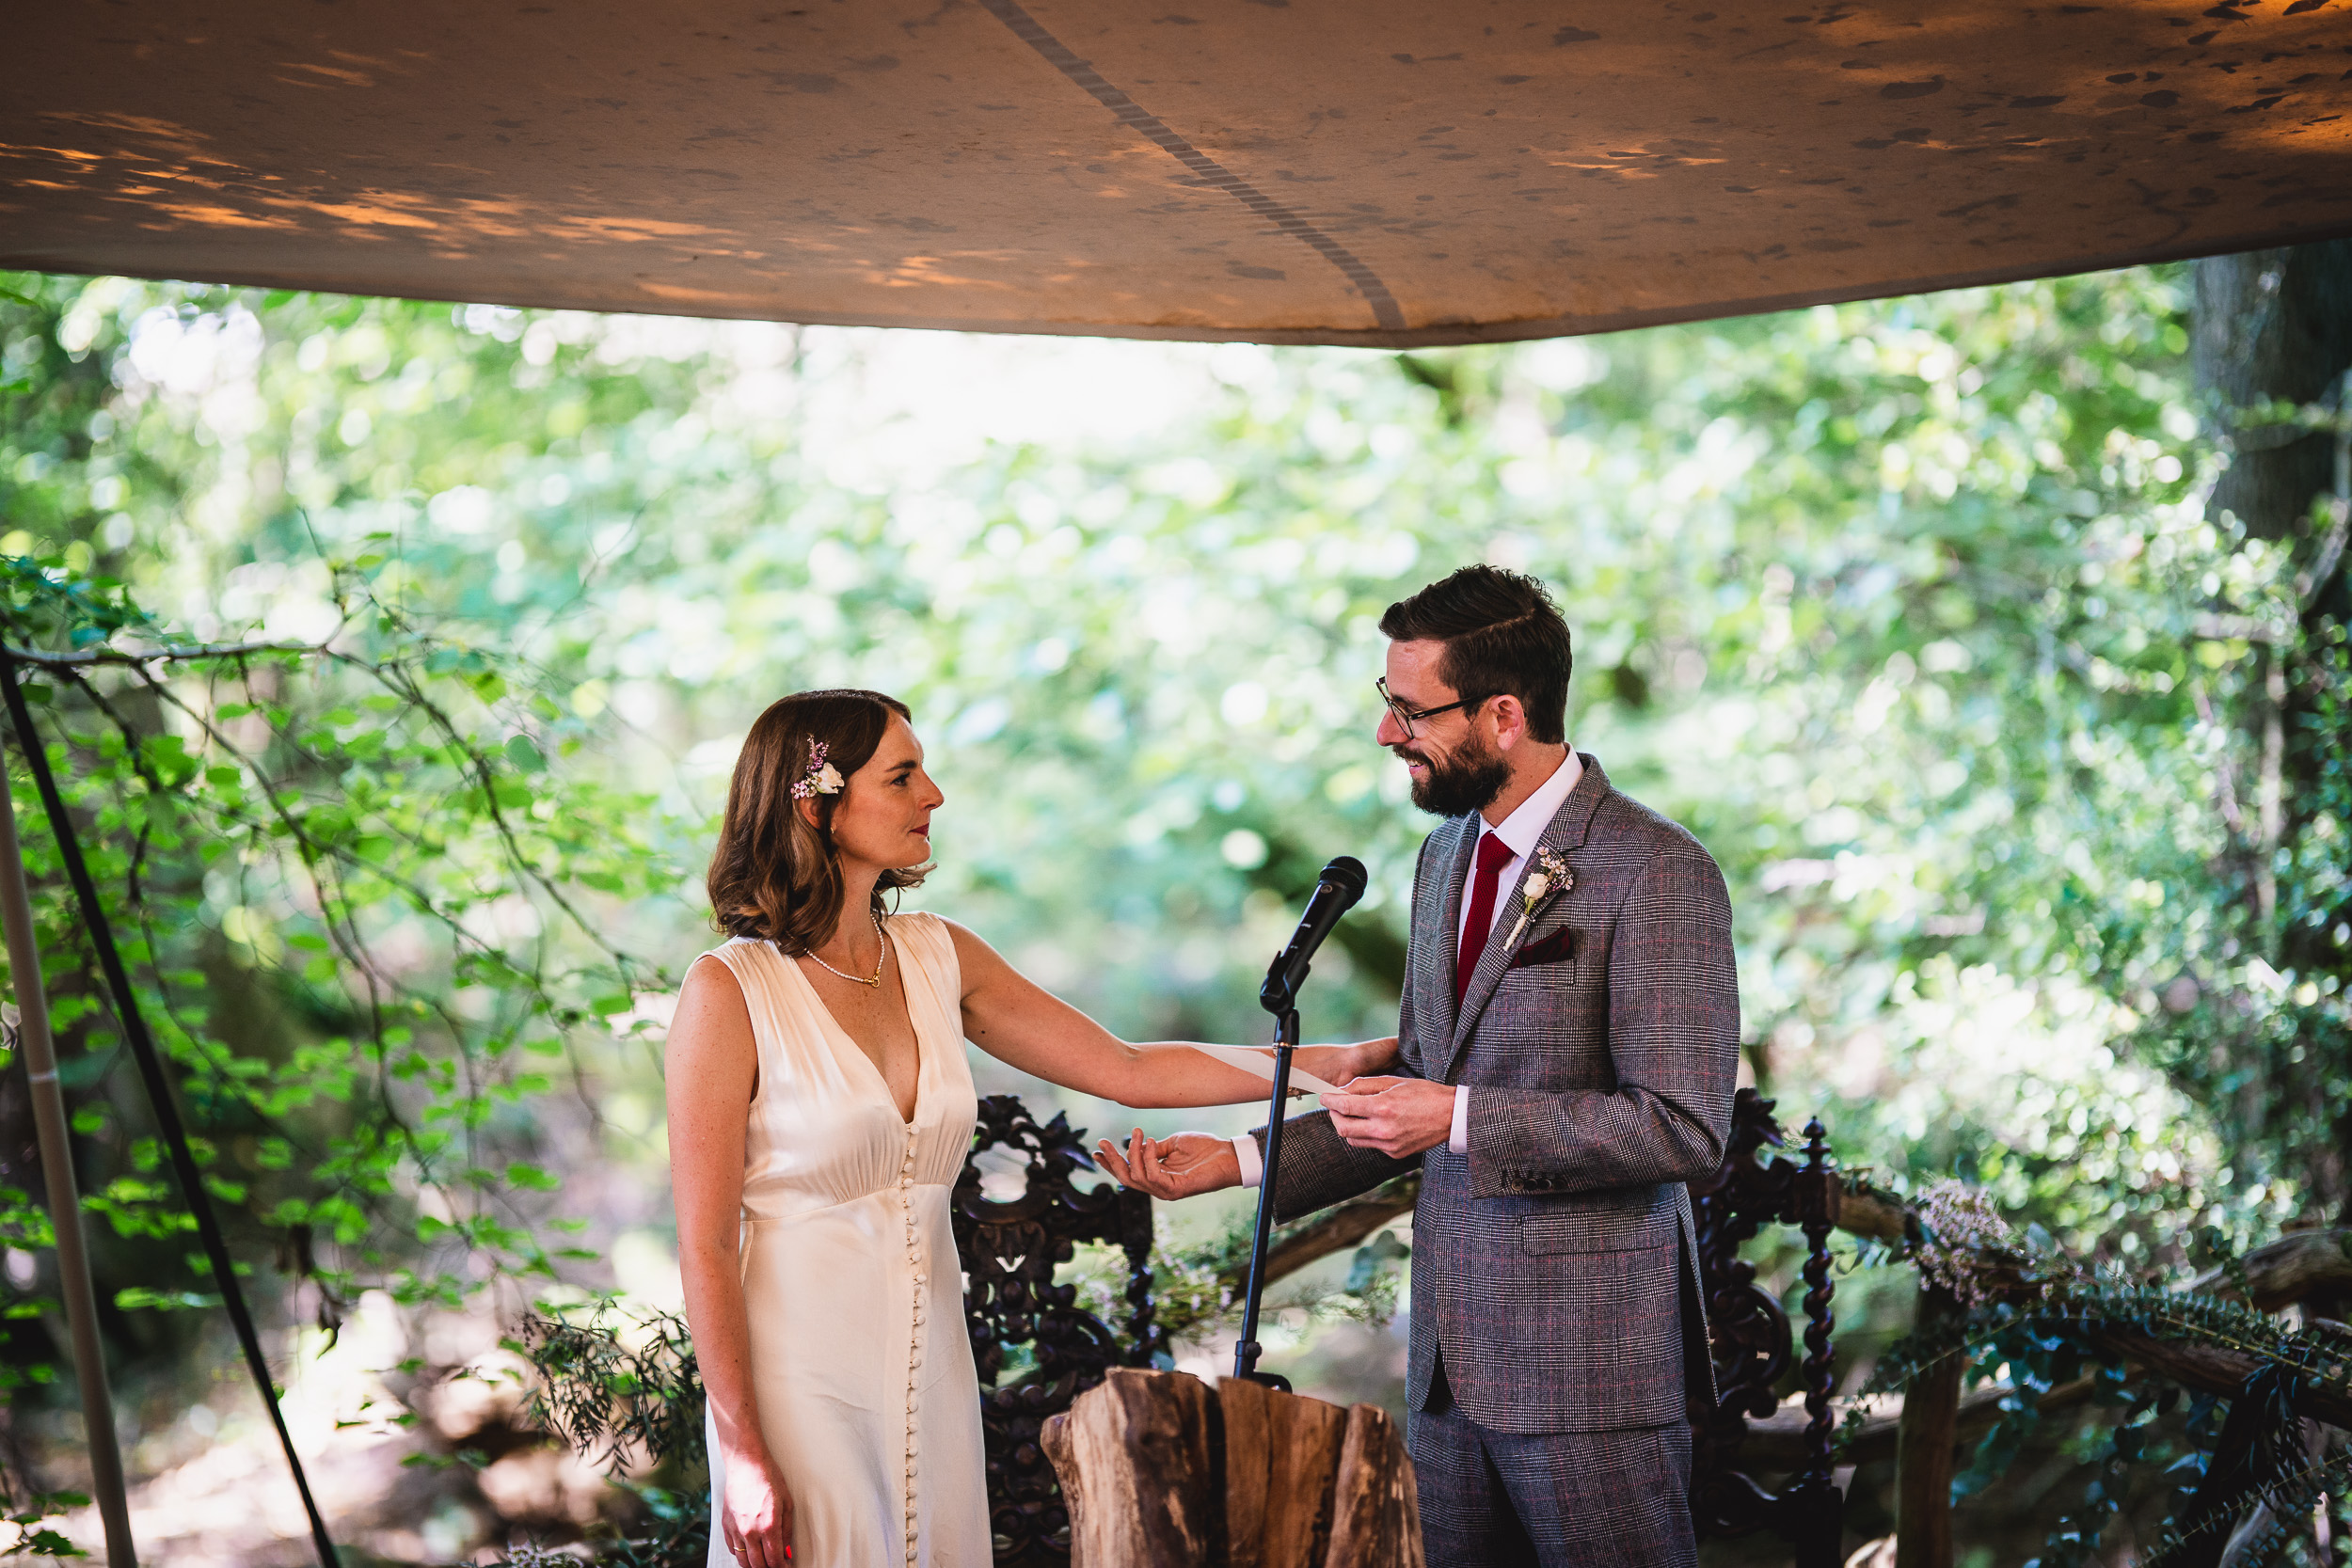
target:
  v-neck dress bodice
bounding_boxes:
[697,912,987,1568]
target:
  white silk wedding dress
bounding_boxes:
[698,912,991,1568]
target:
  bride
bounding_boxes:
[667,689,1393,1568]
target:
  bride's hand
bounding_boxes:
[1294,1035,1399,1087]
[723,1449,795,1567]
[1096,1128,1243,1199]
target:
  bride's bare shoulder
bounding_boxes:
[670,950,754,1055]
[932,915,995,957]
[932,917,1017,993]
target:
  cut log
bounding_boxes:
[1214,1373,1349,1565]
[1051,1367,1219,1567]
[1041,1413,1084,1567]
[1260,1386,1348,1565]
[1220,1377,1273,1568]
[1323,1402,1422,1568]
[1045,1370,1424,1567]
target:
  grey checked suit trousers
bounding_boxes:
[1251,755,1739,1567]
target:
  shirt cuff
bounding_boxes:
[1448,1085,1470,1155]
[1232,1133,1264,1189]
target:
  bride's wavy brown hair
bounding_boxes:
[707,689,925,954]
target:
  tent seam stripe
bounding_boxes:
[973,0,1406,331]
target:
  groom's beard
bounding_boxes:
[1399,733,1511,817]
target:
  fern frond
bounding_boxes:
[2143,1443,2352,1568]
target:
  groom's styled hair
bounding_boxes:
[1380,565,1573,744]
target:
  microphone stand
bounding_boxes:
[1229,854,1364,1389]
[1232,997,1299,1389]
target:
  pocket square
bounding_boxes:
[1511,929,1574,968]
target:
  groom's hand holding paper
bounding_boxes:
[1320,1074,1455,1159]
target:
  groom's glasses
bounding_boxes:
[1377,677,1490,740]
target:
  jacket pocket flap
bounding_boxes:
[1519,1202,1677,1255]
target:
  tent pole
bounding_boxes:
[0,737,136,1565]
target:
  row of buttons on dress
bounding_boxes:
[901,1119,923,1565]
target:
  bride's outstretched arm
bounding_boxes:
[945,918,1395,1107]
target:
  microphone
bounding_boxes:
[1259,856,1369,1013]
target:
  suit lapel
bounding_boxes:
[1418,816,1479,1067]
[1438,754,1612,1081]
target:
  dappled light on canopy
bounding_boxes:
[4,0,2350,344]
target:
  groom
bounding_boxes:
[1100,565,1739,1568]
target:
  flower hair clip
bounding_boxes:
[790,740,846,800]
[1503,847,1573,948]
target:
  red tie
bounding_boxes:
[1455,832,1518,1006]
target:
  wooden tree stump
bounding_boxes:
[1325,1402,1422,1567]
[1045,1367,1219,1567]
[1042,1368,1423,1568]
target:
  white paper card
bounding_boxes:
[1158,1041,1345,1096]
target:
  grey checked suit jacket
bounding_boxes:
[1255,755,1739,1435]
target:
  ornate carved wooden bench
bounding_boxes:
[953,1096,1162,1563]
[954,1086,1846,1565]
[1687,1088,1847,1567]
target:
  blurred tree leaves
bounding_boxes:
[0,261,2343,1402]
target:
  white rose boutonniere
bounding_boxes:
[1503,847,1574,948]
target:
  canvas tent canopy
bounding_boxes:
[4,0,2349,346]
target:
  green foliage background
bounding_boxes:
[0,261,2344,1549]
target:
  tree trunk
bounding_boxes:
[1044,1369,1423,1568]
[1324,1402,1422,1568]
[1047,1368,1220,1568]
[2191,241,2352,1227]
[2193,245,2352,550]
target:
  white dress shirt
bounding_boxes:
[1235,749,1581,1186]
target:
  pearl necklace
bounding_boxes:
[804,911,888,988]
